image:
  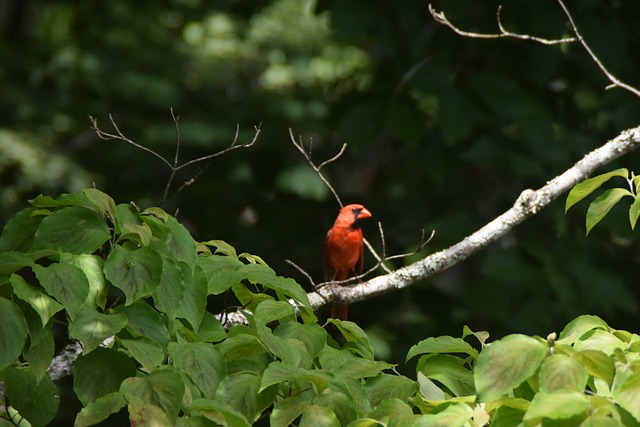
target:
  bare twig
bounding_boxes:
[554,0,640,98]
[89,113,261,206]
[288,128,344,206]
[428,2,640,99]
[428,4,576,45]
[285,259,318,291]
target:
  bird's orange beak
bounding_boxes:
[358,207,372,219]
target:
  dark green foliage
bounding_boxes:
[1,190,640,425]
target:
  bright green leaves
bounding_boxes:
[565,168,629,212]
[34,206,111,254]
[564,168,640,234]
[121,368,185,425]
[104,245,163,305]
[33,263,90,319]
[475,334,548,402]
[69,307,128,353]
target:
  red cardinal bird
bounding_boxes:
[324,204,372,320]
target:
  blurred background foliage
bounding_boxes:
[2,0,640,366]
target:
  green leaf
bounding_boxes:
[10,274,63,327]
[407,335,479,362]
[565,168,628,212]
[175,263,207,329]
[201,239,238,258]
[573,330,625,356]
[523,389,589,423]
[327,319,375,360]
[260,361,330,393]
[81,188,117,219]
[558,315,610,345]
[120,337,164,371]
[475,334,548,402]
[127,396,172,426]
[417,372,445,401]
[34,206,110,254]
[334,358,395,380]
[417,354,475,397]
[3,365,59,427]
[0,297,28,371]
[538,354,588,392]
[69,306,128,353]
[74,392,127,427]
[274,322,327,360]
[168,341,226,398]
[197,255,250,294]
[364,374,416,407]
[368,398,415,423]
[120,367,185,425]
[585,187,633,234]
[33,262,90,319]
[151,257,185,320]
[24,328,55,383]
[165,216,197,266]
[300,405,340,427]
[491,406,525,427]
[413,402,474,427]
[104,245,163,305]
[187,398,251,427]
[216,372,278,423]
[197,312,227,343]
[0,208,43,252]
[257,323,302,366]
[612,364,640,422]
[630,195,640,229]
[572,350,615,387]
[60,253,107,309]
[219,332,267,361]
[117,300,170,349]
[114,203,152,246]
[0,252,34,274]
[312,389,357,426]
[270,396,310,427]
[255,299,296,325]
[74,347,137,406]
[241,263,310,306]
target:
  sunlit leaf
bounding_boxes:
[475,334,548,402]
[586,188,633,235]
[565,168,628,213]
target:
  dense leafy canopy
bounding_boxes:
[1,190,640,425]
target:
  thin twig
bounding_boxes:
[285,259,318,290]
[555,0,640,98]
[429,2,640,99]
[288,128,343,206]
[428,4,576,45]
[89,114,172,168]
[90,113,261,206]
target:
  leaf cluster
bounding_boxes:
[565,168,640,234]
[2,189,640,426]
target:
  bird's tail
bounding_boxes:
[330,304,349,321]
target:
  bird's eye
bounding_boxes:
[352,208,361,215]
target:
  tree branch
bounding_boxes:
[428,1,640,98]
[306,125,640,310]
[427,4,576,45]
